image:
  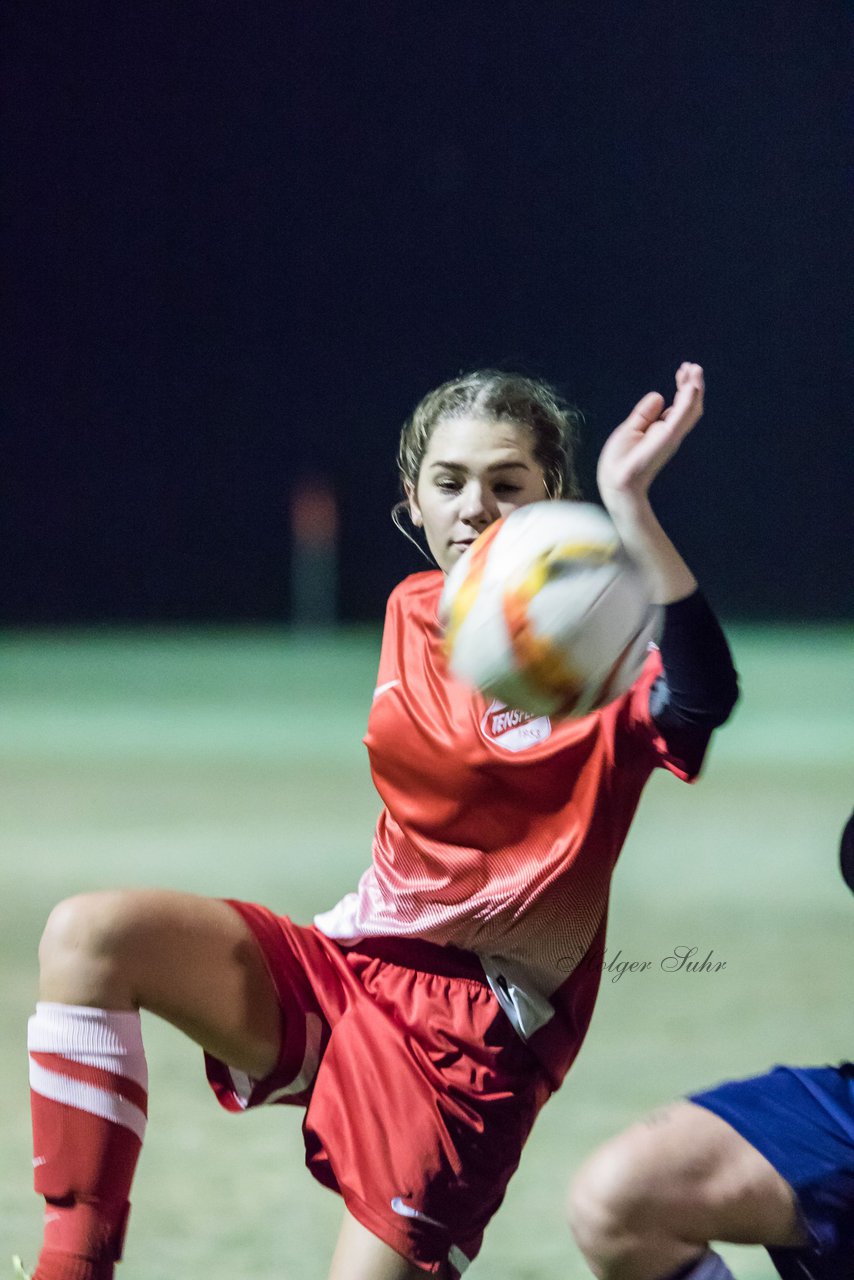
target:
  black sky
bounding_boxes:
[4,2,851,622]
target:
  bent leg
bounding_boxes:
[39,889,281,1076]
[28,889,283,1280]
[328,1210,448,1280]
[568,1100,806,1280]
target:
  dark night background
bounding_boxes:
[4,3,851,624]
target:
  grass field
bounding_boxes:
[1,624,851,1279]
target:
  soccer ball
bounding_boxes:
[439,501,661,718]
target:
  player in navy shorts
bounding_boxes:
[567,811,854,1280]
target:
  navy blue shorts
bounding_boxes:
[690,1064,854,1280]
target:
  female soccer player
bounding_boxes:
[21,363,738,1280]
[567,811,854,1280]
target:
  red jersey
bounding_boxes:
[315,571,697,1088]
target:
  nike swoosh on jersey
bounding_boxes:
[390,1196,447,1230]
[373,679,402,699]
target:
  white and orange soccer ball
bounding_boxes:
[439,501,661,719]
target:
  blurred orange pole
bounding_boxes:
[289,477,338,626]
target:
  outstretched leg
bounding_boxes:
[567,1100,806,1280]
[28,889,282,1280]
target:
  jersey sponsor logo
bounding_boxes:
[480,699,551,752]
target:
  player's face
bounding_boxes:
[408,415,548,573]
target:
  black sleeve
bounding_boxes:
[648,589,739,775]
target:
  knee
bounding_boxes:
[567,1139,655,1274]
[39,891,138,988]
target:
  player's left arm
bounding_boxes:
[600,363,739,763]
[597,362,703,605]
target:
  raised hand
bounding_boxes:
[597,363,704,505]
[596,363,704,603]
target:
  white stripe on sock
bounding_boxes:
[29,1059,147,1144]
[28,1003,148,1091]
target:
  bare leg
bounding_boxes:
[328,1210,448,1280]
[39,888,282,1074]
[568,1101,807,1280]
[28,889,285,1278]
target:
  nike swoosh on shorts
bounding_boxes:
[390,1196,447,1230]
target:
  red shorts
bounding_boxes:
[204,901,552,1276]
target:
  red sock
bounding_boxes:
[28,1003,148,1280]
